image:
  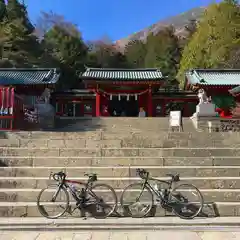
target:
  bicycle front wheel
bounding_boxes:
[37,184,69,219]
[89,183,118,218]
[120,183,153,218]
[169,183,203,219]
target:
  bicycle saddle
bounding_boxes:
[84,173,97,182]
[166,173,180,182]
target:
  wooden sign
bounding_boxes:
[170,111,181,127]
[169,111,183,132]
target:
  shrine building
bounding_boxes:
[52,68,198,118]
[185,69,240,112]
[0,68,60,129]
[0,67,240,131]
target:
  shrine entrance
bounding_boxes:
[108,96,139,116]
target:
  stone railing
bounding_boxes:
[191,116,240,132]
[220,119,240,132]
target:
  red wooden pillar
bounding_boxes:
[96,91,100,117]
[148,86,153,117]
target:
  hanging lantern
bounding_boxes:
[135,94,138,100]
[118,94,121,101]
[127,94,130,101]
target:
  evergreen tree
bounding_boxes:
[177,0,240,86]
[42,25,87,88]
[6,0,34,33]
[0,0,42,67]
[0,0,6,22]
[124,40,146,68]
[144,26,181,78]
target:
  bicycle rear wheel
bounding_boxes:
[169,183,203,219]
[37,184,69,219]
[89,183,118,218]
[120,183,153,218]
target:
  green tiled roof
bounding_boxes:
[81,68,163,81]
[0,68,60,85]
[186,69,240,85]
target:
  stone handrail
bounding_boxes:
[220,118,240,132]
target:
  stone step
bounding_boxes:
[1,138,240,148]
[1,177,240,189]
[55,117,187,128]
[9,131,240,139]
[0,139,226,149]
[2,166,240,178]
[0,201,238,217]
[1,188,240,203]
[1,147,240,158]
[2,156,240,167]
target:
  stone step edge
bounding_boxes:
[3,166,240,169]
[1,156,239,159]
[0,216,239,226]
[0,201,236,207]
[1,188,240,193]
[2,176,240,180]
[3,225,240,231]
[1,147,239,150]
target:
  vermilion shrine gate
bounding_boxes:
[52,68,198,118]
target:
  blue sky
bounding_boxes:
[24,0,221,41]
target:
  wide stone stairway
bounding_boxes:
[1,117,240,217]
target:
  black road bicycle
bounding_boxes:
[120,168,203,219]
[37,171,117,219]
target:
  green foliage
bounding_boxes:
[0,0,6,22]
[42,25,87,88]
[0,0,238,90]
[144,26,181,78]
[177,0,240,86]
[124,40,147,68]
[0,0,41,67]
[6,0,34,33]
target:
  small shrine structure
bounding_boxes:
[0,68,60,130]
[185,69,240,117]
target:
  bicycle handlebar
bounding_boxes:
[50,171,66,182]
[136,168,149,179]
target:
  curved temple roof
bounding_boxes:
[81,68,164,81]
[0,68,60,85]
[186,69,240,86]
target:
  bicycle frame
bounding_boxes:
[138,176,174,202]
[51,178,100,206]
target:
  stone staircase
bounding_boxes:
[1,118,240,217]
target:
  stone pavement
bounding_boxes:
[1,230,240,240]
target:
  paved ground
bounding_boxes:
[1,230,240,240]
[1,216,240,228]
[1,217,240,239]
